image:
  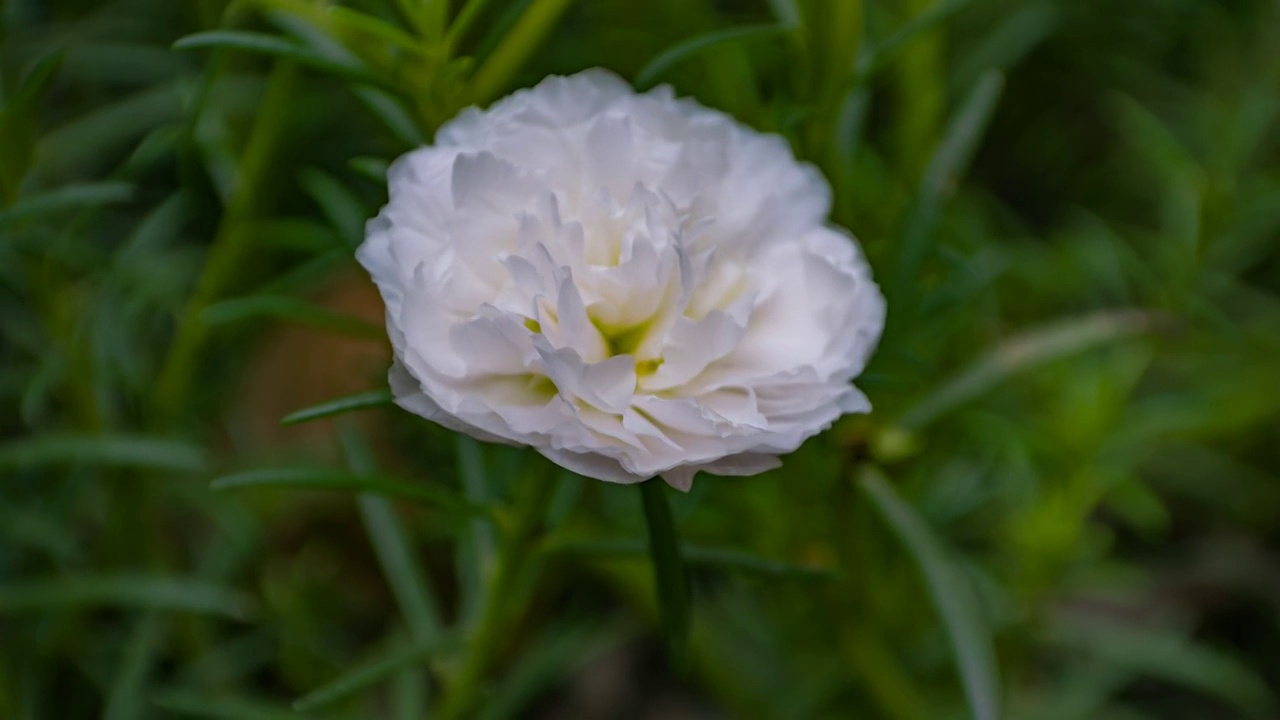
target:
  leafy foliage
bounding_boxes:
[2,0,1278,718]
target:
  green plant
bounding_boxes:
[2,1,1278,718]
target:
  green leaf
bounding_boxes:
[152,691,314,720]
[635,24,789,89]
[446,0,501,51]
[0,505,78,562]
[0,50,65,197]
[546,536,838,580]
[862,0,976,75]
[951,1,1058,93]
[1047,618,1275,717]
[240,217,341,253]
[477,621,628,720]
[249,10,424,144]
[9,50,67,112]
[545,469,584,527]
[899,309,1154,429]
[683,545,838,580]
[340,427,443,645]
[103,614,164,720]
[0,433,206,472]
[860,467,1000,720]
[0,575,255,619]
[121,122,186,175]
[259,248,350,295]
[36,83,185,178]
[469,0,579,104]
[454,435,497,630]
[114,191,191,267]
[764,0,800,27]
[639,480,690,669]
[298,168,369,246]
[172,31,388,90]
[349,156,390,183]
[280,389,394,426]
[211,468,485,516]
[0,182,134,228]
[392,0,447,41]
[890,70,1004,311]
[353,86,424,146]
[327,6,422,52]
[61,43,187,86]
[201,295,383,338]
[292,640,447,712]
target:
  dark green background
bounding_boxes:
[2,0,1278,718]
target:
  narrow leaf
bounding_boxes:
[0,434,206,472]
[1047,617,1275,716]
[280,389,394,426]
[293,641,445,712]
[860,468,1000,720]
[341,427,443,644]
[353,86,424,146]
[862,0,975,75]
[242,217,342,253]
[327,6,422,51]
[469,0,578,104]
[1,51,66,195]
[36,83,185,177]
[153,691,314,720]
[103,614,165,720]
[173,31,387,89]
[899,309,1153,429]
[0,575,255,620]
[547,536,837,580]
[0,505,78,562]
[260,248,349,295]
[392,0,446,40]
[0,182,133,227]
[446,0,500,51]
[201,295,382,338]
[454,435,497,629]
[478,621,628,720]
[636,24,789,89]
[951,2,1058,94]
[764,0,800,27]
[683,545,838,580]
[114,191,191,266]
[890,71,1004,309]
[298,168,368,246]
[639,480,690,668]
[211,468,485,516]
[10,50,66,109]
[349,156,390,183]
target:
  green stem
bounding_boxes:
[890,0,944,180]
[468,0,578,105]
[152,62,296,423]
[639,478,690,670]
[445,0,500,54]
[437,455,555,719]
[803,0,863,175]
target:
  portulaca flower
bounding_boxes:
[359,69,885,490]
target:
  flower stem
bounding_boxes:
[436,456,555,719]
[152,62,296,423]
[639,478,690,671]
[468,0,578,105]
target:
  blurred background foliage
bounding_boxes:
[2,0,1279,718]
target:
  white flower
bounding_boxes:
[358,69,885,490]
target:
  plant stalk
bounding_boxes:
[152,62,296,423]
[640,478,690,670]
[436,456,555,719]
